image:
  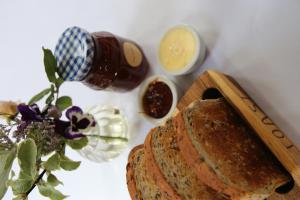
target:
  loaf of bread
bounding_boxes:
[175,98,291,199]
[126,145,168,200]
[126,98,291,200]
[144,119,227,200]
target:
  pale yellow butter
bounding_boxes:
[159,27,197,72]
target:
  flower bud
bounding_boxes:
[47,106,62,119]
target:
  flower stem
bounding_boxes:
[87,134,128,143]
[26,169,47,196]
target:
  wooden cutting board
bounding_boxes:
[176,70,300,199]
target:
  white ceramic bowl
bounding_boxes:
[158,24,206,76]
[138,75,178,125]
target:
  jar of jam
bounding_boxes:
[54,26,149,91]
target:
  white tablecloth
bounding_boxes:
[1,0,300,199]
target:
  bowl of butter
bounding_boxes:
[158,24,206,75]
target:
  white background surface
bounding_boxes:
[1,0,300,199]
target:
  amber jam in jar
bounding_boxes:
[54,27,149,92]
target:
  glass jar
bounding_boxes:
[78,105,129,162]
[54,27,149,92]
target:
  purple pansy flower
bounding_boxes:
[16,104,44,135]
[55,106,96,139]
[17,104,43,122]
[66,106,95,133]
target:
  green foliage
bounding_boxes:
[1,48,109,199]
[42,48,64,91]
[17,139,37,178]
[55,78,64,89]
[28,88,51,105]
[0,146,16,199]
[59,155,81,171]
[67,137,88,150]
[12,194,27,200]
[47,174,63,187]
[45,85,55,105]
[38,181,67,200]
[55,96,72,111]
[7,139,37,195]
[8,176,33,195]
[10,170,16,179]
[43,48,58,83]
[30,49,65,106]
[43,153,60,171]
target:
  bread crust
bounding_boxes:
[144,129,182,200]
[175,112,244,199]
[145,120,228,200]
[179,98,290,198]
[126,145,144,200]
[127,98,291,200]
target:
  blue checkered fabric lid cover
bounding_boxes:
[54,26,95,81]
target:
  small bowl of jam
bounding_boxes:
[139,75,178,124]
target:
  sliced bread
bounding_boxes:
[144,119,227,200]
[126,145,167,200]
[176,98,290,199]
[175,112,246,199]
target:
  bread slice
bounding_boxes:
[176,98,291,199]
[126,145,168,200]
[144,119,227,200]
[175,112,246,199]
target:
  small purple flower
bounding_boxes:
[66,106,83,118]
[64,128,85,139]
[55,106,96,139]
[17,104,43,122]
[54,119,83,139]
[67,106,96,132]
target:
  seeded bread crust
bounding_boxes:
[175,113,245,200]
[126,145,167,200]
[127,145,144,200]
[145,119,227,200]
[178,98,290,199]
[144,129,182,200]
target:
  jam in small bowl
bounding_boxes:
[138,75,178,124]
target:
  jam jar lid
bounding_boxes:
[54,26,95,81]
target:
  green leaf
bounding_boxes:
[55,96,72,111]
[55,78,64,89]
[0,146,16,199]
[28,88,51,105]
[46,93,54,105]
[43,48,57,83]
[12,194,27,200]
[67,137,88,150]
[6,140,37,196]
[47,174,63,187]
[8,177,33,195]
[43,153,60,171]
[46,85,55,105]
[10,170,16,179]
[7,171,33,194]
[17,139,37,178]
[38,181,67,200]
[59,155,80,171]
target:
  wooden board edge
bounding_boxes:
[205,70,300,186]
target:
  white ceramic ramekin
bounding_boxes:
[158,24,206,76]
[138,75,178,125]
